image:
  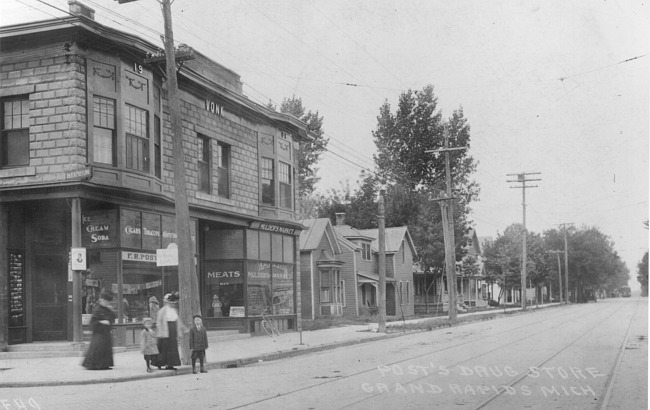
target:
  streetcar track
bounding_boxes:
[226,304,611,410]
[472,299,636,409]
[339,302,623,410]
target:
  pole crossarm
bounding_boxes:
[425,146,468,154]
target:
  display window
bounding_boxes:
[204,260,244,317]
[247,262,272,316]
[203,226,297,319]
[121,261,178,322]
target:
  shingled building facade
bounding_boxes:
[0,2,311,348]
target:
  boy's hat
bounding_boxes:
[142,317,153,324]
[193,314,202,320]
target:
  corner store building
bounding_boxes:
[0,2,312,349]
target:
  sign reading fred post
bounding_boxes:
[156,243,178,267]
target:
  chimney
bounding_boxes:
[68,1,95,20]
[335,213,346,226]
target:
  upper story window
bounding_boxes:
[92,96,115,166]
[362,243,372,261]
[198,135,211,193]
[261,157,274,205]
[154,115,161,178]
[279,162,292,209]
[1,96,30,167]
[124,105,149,172]
[217,142,230,198]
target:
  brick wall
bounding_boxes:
[0,54,87,185]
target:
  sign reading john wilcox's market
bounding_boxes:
[249,221,299,236]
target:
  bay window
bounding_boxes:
[279,162,292,209]
[92,96,115,166]
[261,157,274,205]
[124,104,149,172]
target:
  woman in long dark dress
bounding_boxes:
[82,291,115,370]
[155,292,187,370]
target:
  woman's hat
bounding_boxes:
[149,296,159,304]
[142,317,153,324]
[163,292,179,303]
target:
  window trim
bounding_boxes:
[124,104,150,173]
[1,95,30,168]
[362,243,372,261]
[198,134,211,194]
[217,142,230,198]
[91,95,116,166]
[261,157,275,205]
[279,161,292,210]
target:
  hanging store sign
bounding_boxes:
[122,251,157,263]
[249,221,300,236]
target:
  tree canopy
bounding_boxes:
[482,224,630,302]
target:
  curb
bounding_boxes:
[2,304,561,388]
[1,332,400,388]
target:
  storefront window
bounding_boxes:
[247,262,272,316]
[204,261,244,317]
[121,261,178,322]
[272,263,294,314]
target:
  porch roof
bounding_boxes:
[357,271,396,283]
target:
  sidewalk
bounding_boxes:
[0,304,558,388]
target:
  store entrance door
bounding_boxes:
[32,254,68,341]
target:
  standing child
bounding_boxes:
[189,315,209,374]
[140,317,159,373]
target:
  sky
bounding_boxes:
[2,0,648,287]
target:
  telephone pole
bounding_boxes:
[425,127,466,323]
[547,250,564,304]
[556,223,574,303]
[378,189,386,333]
[507,172,541,311]
[116,0,198,364]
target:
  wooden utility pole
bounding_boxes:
[507,172,541,311]
[548,250,564,304]
[378,189,386,333]
[116,0,198,363]
[161,0,199,364]
[425,127,466,323]
[556,223,573,303]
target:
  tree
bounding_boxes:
[638,252,648,296]
[544,226,629,301]
[482,224,525,304]
[278,96,329,210]
[371,85,479,273]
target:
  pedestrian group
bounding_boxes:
[82,290,210,374]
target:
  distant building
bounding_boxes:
[298,214,417,318]
[414,229,488,313]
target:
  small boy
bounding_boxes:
[140,317,159,373]
[189,314,209,374]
